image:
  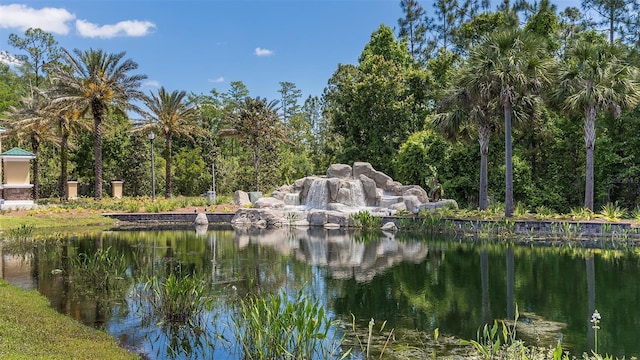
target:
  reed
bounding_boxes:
[228,289,341,360]
[141,272,211,326]
[71,246,129,295]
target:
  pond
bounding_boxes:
[1,226,640,359]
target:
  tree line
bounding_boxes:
[1,0,640,217]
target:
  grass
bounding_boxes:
[0,209,115,232]
[0,195,238,233]
[0,280,138,360]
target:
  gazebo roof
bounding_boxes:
[1,147,36,158]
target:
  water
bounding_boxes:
[2,228,640,359]
[306,178,329,209]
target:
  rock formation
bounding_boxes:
[231,162,457,228]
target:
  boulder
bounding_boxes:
[327,164,352,178]
[381,222,398,232]
[416,199,459,211]
[233,190,251,206]
[194,213,209,225]
[403,195,422,213]
[328,178,341,202]
[359,174,378,206]
[308,210,327,226]
[390,202,407,211]
[301,176,317,199]
[353,162,375,178]
[379,195,404,209]
[402,186,429,204]
[271,185,292,200]
[231,208,286,227]
[254,197,284,209]
[371,170,393,189]
[326,211,351,227]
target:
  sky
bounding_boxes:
[0,0,583,104]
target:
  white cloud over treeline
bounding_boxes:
[0,3,155,38]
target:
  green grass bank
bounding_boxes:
[0,280,138,359]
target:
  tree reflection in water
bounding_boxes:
[3,228,640,358]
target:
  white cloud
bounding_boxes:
[0,4,75,34]
[0,51,23,66]
[143,80,161,88]
[255,47,274,57]
[208,77,225,83]
[76,19,156,39]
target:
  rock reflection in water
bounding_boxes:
[233,227,429,282]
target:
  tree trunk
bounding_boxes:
[165,135,173,198]
[478,124,491,210]
[584,106,597,211]
[59,128,69,200]
[253,145,261,192]
[480,250,491,325]
[506,246,515,320]
[92,100,104,201]
[504,102,514,217]
[31,134,39,201]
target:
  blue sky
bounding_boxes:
[0,1,582,103]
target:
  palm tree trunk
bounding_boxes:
[504,102,514,217]
[165,135,173,198]
[59,128,69,200]
[478,124,491,210]
[584,106,597,211]
[31,133,40,201]
[92,100,104,201]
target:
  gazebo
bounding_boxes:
[1,147,37,210]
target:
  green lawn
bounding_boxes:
[0,280,138,359]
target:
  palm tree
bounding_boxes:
[140,87,202,197]
[45,97,90,199]
[433,67,500,210]
[554,34,640,211]
[4,89,55,200]
[50,48,146,200]
[462,29,553,217]
[223,97,287,192]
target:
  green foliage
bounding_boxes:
[600,202,627,221]
[350,211,382,230]
[71,247,129,295]
[141,272,211,326]
[346,316,393,360]
[324,24,427,176]
[174,147,210,196]
[225,96,287,192]
[6,224,35,241]
[461,319,509,359]
[228,289,341,360]
[394,129,447,189]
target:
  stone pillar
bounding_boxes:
[67,181,78,199]
[111,181,123,199]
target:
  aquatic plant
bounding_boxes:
[141,272,211,326]
[350,210,381,230]
[5,224,35,241]
[71,246,129,295]
[228,289,341,360]
[346,315,394,360]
